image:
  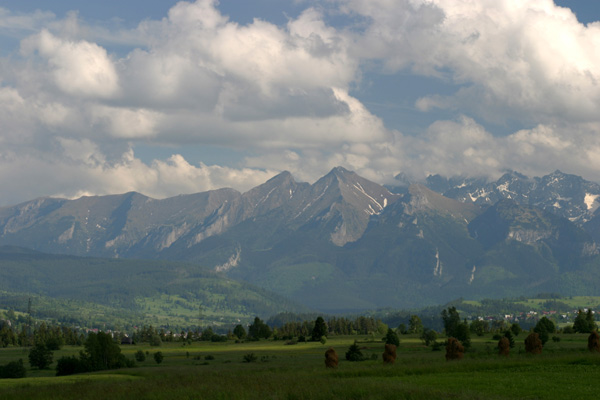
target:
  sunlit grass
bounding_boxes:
[2,334,600,399]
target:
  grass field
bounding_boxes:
[1,334,600,399]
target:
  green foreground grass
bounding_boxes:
[2,334,600,399]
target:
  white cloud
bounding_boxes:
[2,0,600,206]
[21,29,120,98]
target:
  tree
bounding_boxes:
[420,328,438,346]
[441,307,461,337]
[233,324,247,340]
[83,332,128,371]
[586,309,597,332]
[469,319,488,337]
[248,317,271,340]
[384,328,400,347]
[397,324,408,335]
[28,343,53,369]
[345,341,365,361]
[534,317,555,346]
[454,321,471,349]
[573,309,591,333]
[510,323,522,336]
[134,350,146,362]
[311,317,328,341]
[409,315,424,334]
[153,351,164,364]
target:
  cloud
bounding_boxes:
[21,29,120,98]
[2,0,600,206]
[339,0,600,125]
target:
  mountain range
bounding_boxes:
[2,167,600,312]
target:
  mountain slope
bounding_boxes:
[0,246,309,328]
[2,168,600,312]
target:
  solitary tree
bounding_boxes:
[420,328,438,346]
[384,328,400,347]
[233,324,246,340]
[408,315,423,334]
[345,341,365,361]
[28,343,53,369]
[441,307,461,337]
[533,317,555,346]
[312,317,328,342]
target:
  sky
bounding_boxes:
[0,0,600,206]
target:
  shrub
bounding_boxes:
[320,336,327,345]
[524,332,543,355]
[0,359,26,379]
[552,336,561,343]
[498,337,510,357]
[205,355,215,360]
[445,337,464,361]
[587,331,600,352]
[243,353,258,363]
[56,356,89,376]
[153,351,164,364]
[382,343,397,364]
[345,342,366,362]
[135,350,146,362]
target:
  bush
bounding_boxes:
[56,356,89,376]
[205,355,215,360]
[0,359,26,379]
[243,353,258,363]
[153,351,164,364]
[135,350,146,362]
[345,342,366,362]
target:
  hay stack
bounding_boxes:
[524,332,542,355]
[325,347,338,368]
[445,337,464,360]
[382,343,397,364]
[498,336,510,356]
[588,331,600,352]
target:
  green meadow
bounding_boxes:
[2,334,600,399]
